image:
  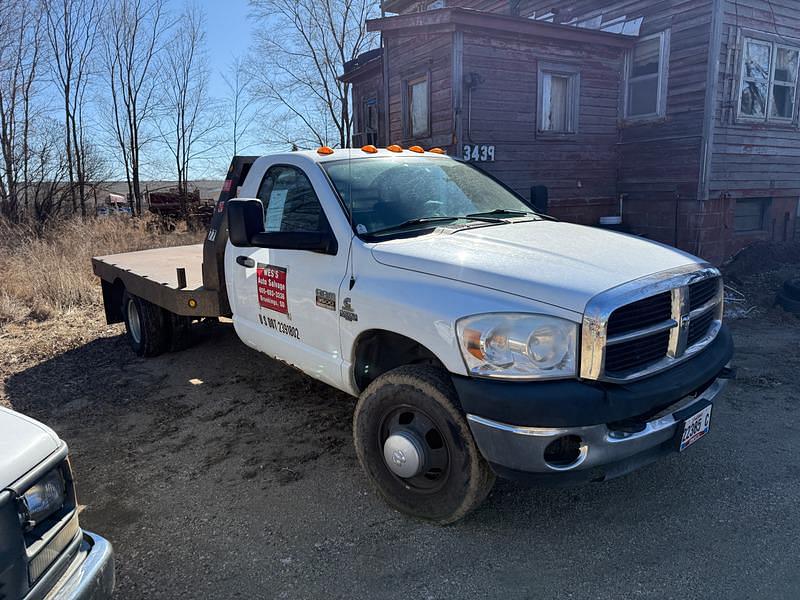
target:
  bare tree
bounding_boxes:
[101,0,167,216]
[45,0,102,217]
[249,0,379,148]
[157,2,218,215]
[222,55,262,157]
[0,0,44,221]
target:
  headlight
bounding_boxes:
[19,469,66,528]
[456,313,578,379]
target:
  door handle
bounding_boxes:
[236,256,255,268]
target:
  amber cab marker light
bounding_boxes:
[387,144,403,152]
[408,145,424,153]
[361,145,378,153]
[317,146,334,155]
[429,147,446,154]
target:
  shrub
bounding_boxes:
[0,216,204,326]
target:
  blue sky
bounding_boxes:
[192,0,253,99]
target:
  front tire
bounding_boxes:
[122,291,169,357]
[353,366,495,524]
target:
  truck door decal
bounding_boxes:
[256,263,288,314]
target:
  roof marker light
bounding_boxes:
[317,146,334,155]
[429,147,446,154]
[387,144,403,152]
[408,145,424,153]
[361,145,378,153]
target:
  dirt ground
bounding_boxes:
[1,253,799,598]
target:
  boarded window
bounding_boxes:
[625,31,669,119]
[404,75,430,138]
[739,38,800,122]
[734,198,770,233]
[538,64,580,133]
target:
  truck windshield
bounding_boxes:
[322,157,537,237]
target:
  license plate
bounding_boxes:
[679,404,713,452]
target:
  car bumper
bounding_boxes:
[467,375,729,483]
[44,531,114,600]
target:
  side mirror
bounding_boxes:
[226,197,338,255]
[227,198,264,247]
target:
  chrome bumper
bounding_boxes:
[44,532,115,600]
[467,377,728,477]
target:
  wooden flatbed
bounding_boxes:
[92,157,257,325]
[92,244,225,318]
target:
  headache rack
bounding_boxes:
[581,265,724,382]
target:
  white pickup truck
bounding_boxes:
[0,407,114,598]
[93,147,734,523]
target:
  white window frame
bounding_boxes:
[623,30,671,121]
[537,62,581,135]
[736,35,800,124]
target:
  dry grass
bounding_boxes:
[0,217,205,327]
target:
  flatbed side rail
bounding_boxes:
[92,257,223,319]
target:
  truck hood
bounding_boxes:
[0,407,61,488]
[370,220,702,314]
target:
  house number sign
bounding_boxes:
[462,144,496,162]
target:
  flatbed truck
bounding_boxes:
[93,148,734,523]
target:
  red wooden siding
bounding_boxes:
[707,0,800,257]
[459,31,623,223]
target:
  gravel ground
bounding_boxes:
[1,308,799,599]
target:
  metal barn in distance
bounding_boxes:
[341,0,800,264]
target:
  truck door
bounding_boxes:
[226,162,350,390]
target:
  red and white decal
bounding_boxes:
[257,263,288,314]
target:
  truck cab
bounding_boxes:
[0,407,114,598]
[94,147,734,523]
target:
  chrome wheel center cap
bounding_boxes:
[383,432,424,478]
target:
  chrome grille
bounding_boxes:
[607,292,672,336]
[581,265,724,382]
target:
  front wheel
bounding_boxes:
[353,366,495,524]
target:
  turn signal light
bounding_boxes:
[408,145,424,153]
[361,145,378,153]
[429,147,446,154]
[387,144,403,152]
[317,146,334,155]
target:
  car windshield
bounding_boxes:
[322,156,536,236]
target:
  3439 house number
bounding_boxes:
[462,144,496,162]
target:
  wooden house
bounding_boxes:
[340,0,800,263]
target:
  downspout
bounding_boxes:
[694,0,725,254]
[381,3,390,146]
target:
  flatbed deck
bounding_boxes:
[92,244,225,318]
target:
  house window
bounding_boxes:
[734,198,771,233]
[538,65,580,133]
[404,75,430,138]
[362,96,379,145]
[739,37,800,122]
[625,31,670,119]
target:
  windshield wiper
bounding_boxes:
[465,208,536,218]
[366,216,462,237]
[365,214,506,237]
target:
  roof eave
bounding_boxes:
[367,7,636,48]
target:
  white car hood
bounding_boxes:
[0,407,61,488]
[371,220,703,314]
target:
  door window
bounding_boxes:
[256,165,330,233]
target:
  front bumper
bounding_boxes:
[43,531,114,600]
[467,375,729,483]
